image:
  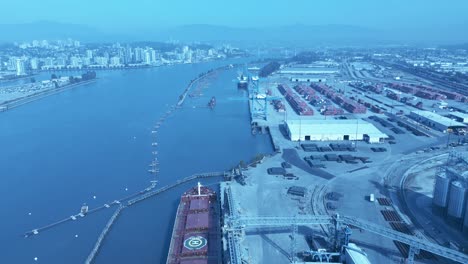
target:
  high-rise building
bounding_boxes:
[134,48,143,62]
[16,59,26,76]
[30,58,39,70]
[86,50,93,59]
[70,57,81,67]
[45,58,55,67]
[143,51,151,65]
[110,56,121,66]
[94,56,109,66]
[182,46,192,63]
[56,58,67,67]
[125,46,133,64]
[82,57,91,66]
[208,49,215,57]
[150,49,157,63]
[7,58,16,71]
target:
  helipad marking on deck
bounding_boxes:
[183,236,207,250]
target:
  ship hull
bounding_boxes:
[166,186,220,264]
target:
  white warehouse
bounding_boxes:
[449,111,468,124]
[409,110,466,132]
[285,119,387,143]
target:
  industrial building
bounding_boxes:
[409,110,466,132]
[285,119,387,143]
[290,77,326,83]
[449,111,468,124]
[279,67,339,75]
[432,170,468,232]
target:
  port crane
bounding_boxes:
[229,76,282,120]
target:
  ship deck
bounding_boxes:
[166,187,220,264]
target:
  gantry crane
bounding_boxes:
[229,75,282,121]
[224,214,468,264]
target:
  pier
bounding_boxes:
[24,171,228,238]
[177,64,236,107]
[84,205,125,264]
[127,171,227,206]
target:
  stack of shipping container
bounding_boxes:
[311,83,367,114]
[278,84,314,115]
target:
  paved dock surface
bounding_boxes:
[282,148,335,179]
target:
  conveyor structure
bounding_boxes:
[224,214,468,264]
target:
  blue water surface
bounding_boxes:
[0,60,272,264]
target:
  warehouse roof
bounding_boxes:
[279,67,339,75]
[450,111,468,122]
[411,110,466,127]
[286,119,387,138]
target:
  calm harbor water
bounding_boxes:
[0,60,273,263]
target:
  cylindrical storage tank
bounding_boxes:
[432,172,451,213]
[464,198,468,234]
[447,181,467,226]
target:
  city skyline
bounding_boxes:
[0,38,243,78]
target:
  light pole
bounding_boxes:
[298,116,302,147]
[355,118,359,150]
[446,120,453,148]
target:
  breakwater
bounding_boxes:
[24,172,227,238]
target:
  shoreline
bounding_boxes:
[0,61,242,113]
[0,73,37,83]
[0,79,97,112]
[27,56,247,73]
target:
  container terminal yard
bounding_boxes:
[219,58,468,264]
[22,59,468,264]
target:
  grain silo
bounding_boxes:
[447,181,467,226]
[463,198,468,234]
[432,172,452,214]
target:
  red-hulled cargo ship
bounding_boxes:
[166,183,219,264]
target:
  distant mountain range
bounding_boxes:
[153,24,387,46]
[0,21,467,47]
[0,21,106,42]
[440,42,468,50]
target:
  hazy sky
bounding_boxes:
[2,0,467,30]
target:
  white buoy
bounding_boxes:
[34,257,38,261]
[93,196,96,199]
[75,234,78,238]
[125,188,128,191]
[28,212,32,216]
